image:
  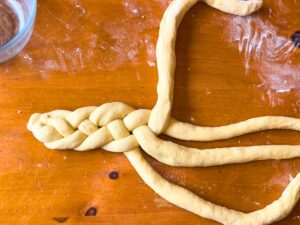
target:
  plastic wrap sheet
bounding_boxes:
[8,0,171,73]
[2,0,299,106]
[214,0,300,107]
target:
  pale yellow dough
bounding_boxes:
[126,149,300,225]
[27,0,300,225]
[165,116,300,141]
[28,102,300,225]
[148,0,263,134]
[134,125,300,167]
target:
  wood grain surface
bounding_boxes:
[0,0,300,224]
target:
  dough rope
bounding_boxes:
[165,116,300,141]
[148,0,263,134]
[27,0,300,224]
[135,125,300,167]
[126,150,300,225]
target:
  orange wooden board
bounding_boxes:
[0,0,300,224]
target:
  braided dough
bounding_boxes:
[27,0,300,225]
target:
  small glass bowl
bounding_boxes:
[0,0,37,63]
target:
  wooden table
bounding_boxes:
[0,0,300,224]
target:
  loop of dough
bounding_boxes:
[126,149,300,225]
[148,0,264,134]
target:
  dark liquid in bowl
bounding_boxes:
[0,2,19,47]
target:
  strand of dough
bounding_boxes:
[28,102,300,225]
[148,0,263,134]
[165,116,300,141]
[135,125,300,167]
[127,150,300,225]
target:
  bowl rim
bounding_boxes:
[0,0,37,51]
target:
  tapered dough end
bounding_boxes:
[148,100,172,135]
[204,0,263,16]
[27,113,42,131]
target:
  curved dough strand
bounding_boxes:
[148,0,263,134]
[204,0,263,16]
[106,116,300,225]
[134,125,300,167]
[126,149,300,225]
